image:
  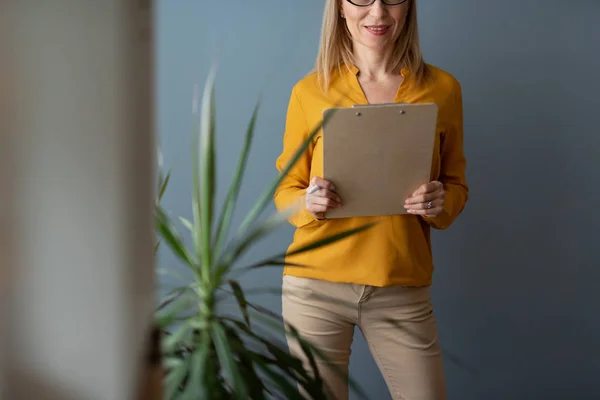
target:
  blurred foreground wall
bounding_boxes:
[0,2,156,399]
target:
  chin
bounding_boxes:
[362,38,392,52]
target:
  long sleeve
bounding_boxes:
[422,81,469,230]
[274,86,322,228]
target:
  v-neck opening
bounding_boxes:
[347,65,409,105]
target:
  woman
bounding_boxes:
[274,0,468,399]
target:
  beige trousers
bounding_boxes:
[282,275,447,400]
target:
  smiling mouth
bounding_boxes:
[365,25,390,35]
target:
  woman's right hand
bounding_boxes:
[305,176,343,220]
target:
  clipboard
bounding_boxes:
[322,103,438,218]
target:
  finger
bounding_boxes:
[412,181,442,196]
[404,197,444,211]
[405,187,444,205]
[307,194,339,208]
[309,197,340,209]
[307,204,332,215]
[405,190,443,205]
[310,176,336,192]
[411,183,433,196]
[406,205,443,216]
[312,189,343,204]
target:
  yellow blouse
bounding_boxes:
[274,63,468,287]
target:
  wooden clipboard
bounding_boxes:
[322,103,438,218]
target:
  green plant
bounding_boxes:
[155,69,374,399]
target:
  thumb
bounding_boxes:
[412,184,427,196]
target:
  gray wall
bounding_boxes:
[156,1,600,399]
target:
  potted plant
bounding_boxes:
[154,69,373,399]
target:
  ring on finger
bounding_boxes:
[427,201,432,209]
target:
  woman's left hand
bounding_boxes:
[404,181,445,217]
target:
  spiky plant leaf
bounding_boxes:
[156,292,193,331]
[164,358,188,400]
[157,286,189,312]
[158,169,171,202]
[222,323,269,399]
[191,85,203,274]
[178,217,194,234]
[236,108,336,237]
[198,66,217,276]
[249,312,369,400]
[213,322,248,399]
[155,205,195,267]
[247,353,302,399]
[214,203,301,282]
[155,72,376,400]
[228,280,250,327]
[243,260,311,270]
[162,322,194,355]
[180,331,211,400]
[243,221,376,272]
[214,99,261,255]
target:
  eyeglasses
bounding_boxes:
[346,0,408,6]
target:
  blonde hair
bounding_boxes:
[314,0,429,92]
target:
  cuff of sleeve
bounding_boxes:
[293,208,326,228]
[421,211,450,230]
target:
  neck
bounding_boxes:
[352,43,394,81]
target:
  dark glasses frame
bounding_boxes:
[345,0,408,6]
